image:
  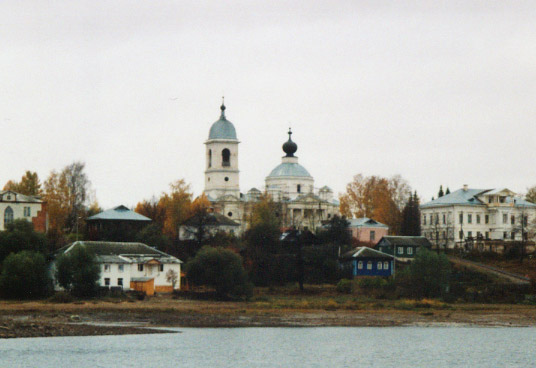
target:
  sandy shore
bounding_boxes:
[2,295,536,338]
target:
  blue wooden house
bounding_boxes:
[340,247,395,277]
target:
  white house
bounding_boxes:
[54,241,182,295]
[420,186,536,249]
[0,190,47,232]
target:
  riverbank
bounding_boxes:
[2,292,536,338]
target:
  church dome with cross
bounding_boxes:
[208,102,237,140]
[265,128,314,199]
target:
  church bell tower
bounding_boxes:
[204,101,240,199]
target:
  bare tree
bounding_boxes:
[166,269,179,289]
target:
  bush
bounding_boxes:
[0,251,51,299]
[186,246,253,299]
[55,246,101,297]
[0,219,48,266]
[397,249,451,298]
[336,279,352,293]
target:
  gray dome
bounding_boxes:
[267,162,312,178]
[208,103,237,140]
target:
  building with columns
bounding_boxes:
[202,102,339,234]
[420,186,536,249]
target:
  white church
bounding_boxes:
[203,101,340,235]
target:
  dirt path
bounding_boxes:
[448,256,531,285]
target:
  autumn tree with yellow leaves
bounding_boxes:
[339,174,411,235]
[3,171,42,196]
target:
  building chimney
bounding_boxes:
[463,184,468,191]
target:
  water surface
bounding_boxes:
[1,327,534,367]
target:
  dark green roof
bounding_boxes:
[378,236,432,248]
[87,205,151,222]
[182,212,239,227]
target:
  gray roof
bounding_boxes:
[208,105,237,140]
[182,212,240,227]
[378,236,432,248]
[421,188,488,208]
[57,241,181,263]
[0,190,43,203]
[421,188,536,208]
[267,162,312,178]
[347,217,389,229]
[341,246,394,260]
[87,205,152,222]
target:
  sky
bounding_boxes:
[1,0,535,209]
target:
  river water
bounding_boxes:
[1,327,535,367]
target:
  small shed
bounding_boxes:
[130,277,155,296]
[340,247,395,277]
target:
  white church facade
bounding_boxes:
[203,102,340,234]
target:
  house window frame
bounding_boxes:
[117,278,123,287]
[377,261,383,270]
[104,264,110,273]
[383,261,389,270]
[118,264,124,273]
[138,264,144,272]
[407,247,413,255]
[104,278,110,286]
[357,261,363,270]
[397,247,404,255]
[366,261,372,270]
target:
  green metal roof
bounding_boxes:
[208,104,237,140]
[87,205,152,222]
[267,162,312,178]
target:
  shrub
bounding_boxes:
[397,248,451,298]
[336,279,352,294]
[186,246,253,299]
[0,251,51,299]
[55,246,101,297]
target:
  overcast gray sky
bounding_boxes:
[1,0,535,209]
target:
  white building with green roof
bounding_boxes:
[420,185,536,249]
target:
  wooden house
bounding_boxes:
[340,247,395,277]
[376,236,432,262]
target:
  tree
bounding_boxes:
[526,186,536,204]
[182,194,212,248]
[159,180,193,240]
[0,219,48,266]
[0,251,51,299]
[317,215,351,247]
[398,248,451,298]
[165,269,179,289]
[186,246,253,299]
[339,174,411,234]
[245,194,282,286]
[136,223,171,253]
[3,171,42,196]
[135,196,166,229]
[43,162,92,244]
[401,192,421,236]
[445,187,451,195]
[438,185,444,198]
[55,246,101,297]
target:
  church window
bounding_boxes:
[222,149,230,167]
[208,149,212,168]
[4,207,13,228]
[228,212,233,217]
[297,184,301,193]
[224,177,229,182]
